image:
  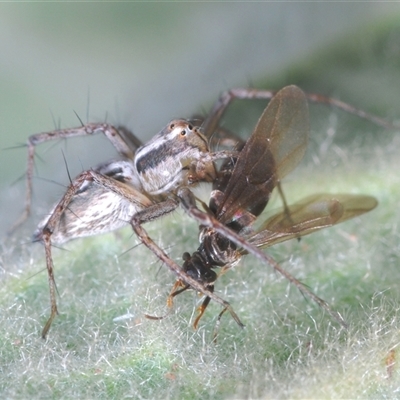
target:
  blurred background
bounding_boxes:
[1,3,400,234]
[3,5,400,398]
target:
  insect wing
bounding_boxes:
[215,85,309,225]
[248,194,378,249]
[264,86,309,180]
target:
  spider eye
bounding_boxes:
[188,124,193,130]
[169,123,175,130]
[180,130,186,136]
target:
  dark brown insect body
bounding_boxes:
[146,86,378,329]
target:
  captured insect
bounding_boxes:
[140,86,378,330]
[13,84,394,337]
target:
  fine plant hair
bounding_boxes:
[2,134,400,398]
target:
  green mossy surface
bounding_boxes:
[2,17,400,400]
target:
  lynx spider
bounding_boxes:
[13,88,399,337]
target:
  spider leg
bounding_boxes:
[10,123,140,233]
[130,203,245,329]
[39,169,153,338]
[202,87,400,142]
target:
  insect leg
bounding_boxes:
[144,280,214,330]
[144,280,190,321]
[130,206,245,328]
[177,186,348,329]
[193,294,213,330]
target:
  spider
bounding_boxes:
[12,85,397,337]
